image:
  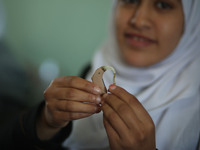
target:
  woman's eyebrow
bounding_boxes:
[166,0,182,4]
[164,0,181,2]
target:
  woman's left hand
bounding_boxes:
[102,85,156,150]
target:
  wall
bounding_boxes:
[3,0,111,78]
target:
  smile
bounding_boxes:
[124,33,156,48]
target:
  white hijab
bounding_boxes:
[63,0,200,149]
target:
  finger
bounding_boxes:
[54,100,100,114]
[102,100,129,138]
[48,110,94,128]
[57,111,94,121]
[52,76,102,95]
[52,88,101,104]
[103,93,141,130]
[108,85,152,123]
[103,117,121,144]
[108,84,139,106]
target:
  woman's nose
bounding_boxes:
[130,4,152,30]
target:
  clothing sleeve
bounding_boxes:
[0,40,32,128]
[0,101,72,150]
[79,64,91,79]
[9,64,91,149]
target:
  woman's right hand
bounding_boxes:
[37,76,102,140]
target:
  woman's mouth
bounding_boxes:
[124,33,156,48]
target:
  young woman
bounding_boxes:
[9,0,200,150]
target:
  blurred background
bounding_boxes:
[1,0,111,102]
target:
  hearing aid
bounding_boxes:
[91,66,116,94]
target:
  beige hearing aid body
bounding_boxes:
[91,66,116,94]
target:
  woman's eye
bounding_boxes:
[121,0,140,4]
[156,1,172,9]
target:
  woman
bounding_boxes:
[16,0,200,150]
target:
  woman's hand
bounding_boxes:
[37,76,102,140]
[102,85,156,150]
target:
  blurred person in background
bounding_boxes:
[0,0,37,148]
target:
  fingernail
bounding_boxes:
[109,84,116,90]
[95,105,102,113]
[96,96,101,104]
[94,86,101,94]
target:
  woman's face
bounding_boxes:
[115,0,184,67]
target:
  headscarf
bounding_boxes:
[63,0,200,149]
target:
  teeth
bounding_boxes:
[133,36,145,41]
[133,36,139,40]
